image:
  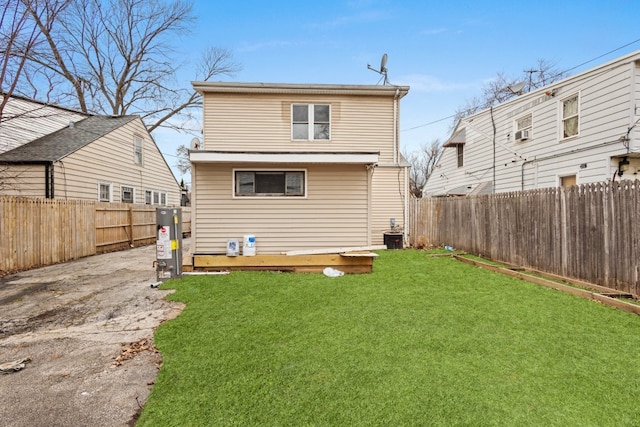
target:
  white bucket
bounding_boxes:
[226,239,239,256]
[243,235,256,256]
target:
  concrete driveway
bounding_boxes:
[0,242,186,427]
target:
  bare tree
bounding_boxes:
[17,0,240,131]
[0,0,70,120]
[404,139,442,198]
[175,143,191,175]
[452,59,566,128]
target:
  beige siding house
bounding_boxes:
[190,82,410,254]
[0,97,181,206]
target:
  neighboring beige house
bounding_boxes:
[190,82,410,254]
[0,95,181,206]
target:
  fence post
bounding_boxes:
[129,205,134,247]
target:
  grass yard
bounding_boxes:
[137,250,640,426]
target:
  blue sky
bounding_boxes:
[157,0,640,184]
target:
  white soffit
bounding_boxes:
[190,151,380,164]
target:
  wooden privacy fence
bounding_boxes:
[409,181,640,296]
[0,197,191,274]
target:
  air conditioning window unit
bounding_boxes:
[515,129,530,141]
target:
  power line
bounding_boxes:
[401,38,640,134]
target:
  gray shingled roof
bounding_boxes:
[0,115,137,162]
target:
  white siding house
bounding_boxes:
[424,50,640,196]
[190,82,410,254]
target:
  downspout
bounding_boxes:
[45,161,54,199]
[393,88,399,164]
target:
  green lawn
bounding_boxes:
[137,250,640,426]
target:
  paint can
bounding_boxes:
[243,235,256,256]
[226,239,239,256]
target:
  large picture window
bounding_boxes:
[235,170,305,197]
[562,94,579,139]
[292,104,330,140]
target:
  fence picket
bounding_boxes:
[0,197,190,274]
[409,180,640,296]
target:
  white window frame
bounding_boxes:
[121,185,135,203]
[560,93,580,141]
[514,113,532,141]
[233,168,307,198]
[145,190,152,205]
[456,144,464,168]
[98,182,112,202]
[291,104,331,141]
[134,135,143,165]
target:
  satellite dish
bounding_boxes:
[190,137,201,150]
[507,81,525,95]
[367,53,390,85]
[380,53,388,73]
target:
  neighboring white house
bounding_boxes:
[0,95,181,205]
[424,50,640,196]
[189,82,411,255]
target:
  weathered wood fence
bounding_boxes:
[409,181,640,296]
[0,197,190,274]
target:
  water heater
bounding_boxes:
[155,208,182,281]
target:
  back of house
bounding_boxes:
[190,82,410,254]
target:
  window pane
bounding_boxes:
[99,184,110,202]
[314,105,329,122]
[122,186,133,203]
[153,191,160,204]
[293,123,309,139]
[516,114,532,130]
[286,172,304,194]
[563,96,577,117]
[237,172,254,194]
[564,117,578,138]
[314,123,330,139]
[145,190,152,204]
[160,193,166,205]
[292,105,308,122]
[255,172,285,193]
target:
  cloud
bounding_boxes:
[310,9,389,29]
[396,73,481,93]
[237,40,301,52]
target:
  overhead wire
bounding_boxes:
[400,38,640,134]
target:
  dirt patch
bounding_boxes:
[0,242,186,427]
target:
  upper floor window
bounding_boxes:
[292,104,330,140]
[515,114,532,142]
[562,94,579,139]
[134,136,143,165]
[456,144,464,168]
[235,170,305,197]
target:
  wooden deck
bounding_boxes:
[185,252,378,274]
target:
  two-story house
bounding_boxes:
[189,82,410,255]
[424,50,640,196]
[0,95,181,206]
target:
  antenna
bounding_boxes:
[190,137,201,150]
[367,53,390,85]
